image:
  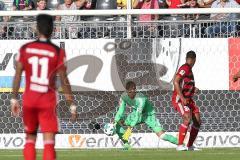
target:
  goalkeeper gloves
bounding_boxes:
[122,127,132,141]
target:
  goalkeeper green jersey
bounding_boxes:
[114,92,155,126]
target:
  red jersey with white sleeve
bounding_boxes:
[16,39,66,108]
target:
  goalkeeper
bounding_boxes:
[114,81,178,149]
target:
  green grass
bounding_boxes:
[0,148,240,160]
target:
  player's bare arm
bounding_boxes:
[58,68,77,121]
[173,75,188,105]
[11,61,23,117]
[233,70,240,82]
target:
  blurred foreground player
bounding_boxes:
[172,51,201,151]
[10,14,77,160]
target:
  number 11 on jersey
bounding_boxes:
[28,56,49,92]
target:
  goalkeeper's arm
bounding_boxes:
[114,98,126,124]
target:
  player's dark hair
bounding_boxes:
[186,50,196,59]
[36,14,53,38]
[125,81,136,90]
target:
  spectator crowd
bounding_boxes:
[0,0,240,38]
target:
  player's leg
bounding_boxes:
[187,113,201,150]
[187,101,201,150]
[144,114,178,145]
[173,101,191,149]
[23,133,37,160]
[178,112,191,145]
[39,107,58,160]
[22,107,38,160]
[156,131,178,145]
[43,132,56,160]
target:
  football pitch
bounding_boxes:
[0,148,239,160]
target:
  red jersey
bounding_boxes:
[173,63,195,100]
[17,39,66,108]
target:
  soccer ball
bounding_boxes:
[103,123,115,136]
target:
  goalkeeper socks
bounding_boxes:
[178,123,189,145]
[23,139,36,160]
[43,140,56,160]
[160,133,178,145]
[187,125,199,147]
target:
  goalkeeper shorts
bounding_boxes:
[124,113,163,133]
[143,114,163,133]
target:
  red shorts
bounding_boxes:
[23,106,59,134]
[172,96,200,116]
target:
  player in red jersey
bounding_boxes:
[10,14,77,160]
[172,51,201,151]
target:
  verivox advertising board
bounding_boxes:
[1,132,240,149]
